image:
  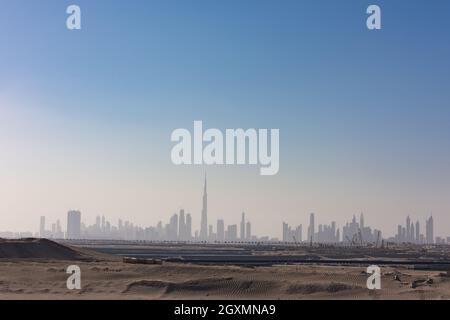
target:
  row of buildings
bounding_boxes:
[283,213,378,244]
[38,178,258,242]
[282,213,438,245]
[28,177,445,245]
[389,216,435,244]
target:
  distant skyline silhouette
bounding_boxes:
[0,176,444,243]
[1,1,450,237]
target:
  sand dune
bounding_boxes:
[0,240,449,299]
[0,238,113,261]
[0,259,448,299]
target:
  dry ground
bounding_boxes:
[0,260,449,300]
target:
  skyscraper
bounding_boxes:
[96,215,101,229]
[101,215,106,232]
[415,221,420,243]
[67,210,81,239]
[308,213,315,242]
[217,219,225,241]
[200,176,208,240]
[406,216,411,242]
[208,224,214,240]
[283,222,289,242]
[169,213,179,240]
[179,209,186,240]
[246,221,251,240]
[186,213,192,240]
[226,224,237,241]
[426,215,434,244]
[240,212,246,240]
[360,212,364,230]
[39,216,46,238]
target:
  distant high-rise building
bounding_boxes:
[39,216,46,238]
[96,216,101,229]
[226,224,238,241]
[426,215,434,244]
[397,225,405,243]
[406,216,411,242]
[186,213,192,240]
[308,213,315,242]
[282,222,289,242]
[208,224,214,240]
[246,221,251,240]
[360,212,364,230]
[415,221,420,243]
[331,221,336,239]
[101,215,106,232]
[200,176,208,240]
[67,210,81,239]
[240,212,246,240]
[217,219,225,241]
[179,209,186,240]
[169,213,179,240]
[283,222,302,243]
[56,219,62,238]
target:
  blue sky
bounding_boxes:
[1,0,450,237]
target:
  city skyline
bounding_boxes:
[0,176,445,244]
[30,209,440,245]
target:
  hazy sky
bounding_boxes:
[1,0,450,238]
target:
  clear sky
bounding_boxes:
[1,0,450,238]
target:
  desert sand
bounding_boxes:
[0,239,449,300]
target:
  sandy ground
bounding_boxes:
[1,259,449,300]
[1,239,450,300]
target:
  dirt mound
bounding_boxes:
[0,238,95,261]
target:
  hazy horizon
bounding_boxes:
[1,0,450,239]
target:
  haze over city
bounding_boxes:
[1,0,450,238]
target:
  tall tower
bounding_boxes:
[426,215,434,244]
[67,210,81,239]
[179,209,186,240]
[308,213,315,242]
[200,175,208,240]
[415,221,420,243]
[360,212,364,230]
[406,216,411,242]
[217,219,225,241]
[40,216,46,238]
[186,213,192,240]
[240,212,246,240]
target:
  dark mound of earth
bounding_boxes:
[0,238,97,260]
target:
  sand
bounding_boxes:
[0,239,449,300]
